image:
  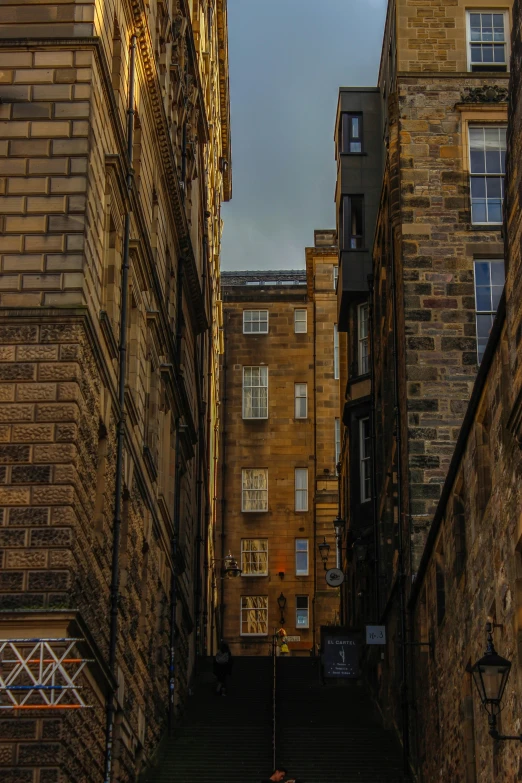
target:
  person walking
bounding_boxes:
[261,767,296,782]
[213,641,233,696]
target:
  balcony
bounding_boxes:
[337,249,372,330]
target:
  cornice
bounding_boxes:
[216,0,232,201]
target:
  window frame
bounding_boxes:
[340,112,363,154]
[296,595,310,629]
[295,539,309,576]
[240,595,269,636]
[241,539,269,577]
[334,324,339,380]
[242,365,269,420]
[294,309,307,334]
[357,302,370,376]
[335,417,341,467]
[241,468,268,513]
[341,195,364,250]
[473,259,505,363]
[468,125,507,226]
[243,309,269,334]
[359,417,371,503]
[295,468,308,512]
[294,383,308,419]
[333,265,339,290]
[466,9,510,72]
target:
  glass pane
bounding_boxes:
[470,150,485,174]
[487,200,502,223]
[482,45,494,62]
[470,44,482,62]
[486,150,501,174]
[351,116,359,137]
[475,287,492,311]
[490,262,505,285]
[350,142,362,153]
[296,540,308,551]
[492,286,503,310]
[494,45,506,62]
[474,261,491,286]
[471,201,487,224]
[469,13,480,27]
[470,27,481,42]
[482,27,493,43]
[296,610,308,626]
[296,552,308,573]
[486,176,502,198]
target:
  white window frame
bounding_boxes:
[295,468,308,512]
[243,309,269,334]
[294,383,308,419]
[335,418,341,467]
[333,265,339,290]
[241,539,268,577]
[359,418,371,503]
[242,468,268,512]
[296,596,310,629]
[358,303,369,375]
[334,324,339,380]
[240,595,268,636]
[295,539,309,576]
[466,10,510,72]
[473,259,505,363]
[294,309,307,334]
[468,125,507,226]
[242,366,268,419]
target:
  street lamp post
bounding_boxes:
[333,514,346,570]
[468,623,520,742]
[277,592,287,625]
[318,537,331,570]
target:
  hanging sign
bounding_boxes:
[325,567,344,587]
[366,625,386,645]
[323,633,359,678]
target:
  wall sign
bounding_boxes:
[366,625,386,645]
[325,567,344,587]
[323,633,359,678]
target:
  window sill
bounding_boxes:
[242,417,269,421]
[469,224,503,230]
[339,152,368,157]
[241,573,268,578]
[242,510,269,514]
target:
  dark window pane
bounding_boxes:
[486,150,501,173]
[482,27,493,42]
[470,44,482,62]
[486,177,502,198]
[490,262,505,285]
[470,26,481,42]
[470,13,481,26]
[471,176,486,197]
[474,261,491,286]
[492,286,503,309]
[493,14,504,30]
[470,150,485,173]
[500,150,506,173]
[487,200,502,223]
[350,142,362,153]
[494,44,505,61]
[482,45,494,62]
[475,287,492,311]
[472,201,487,224]
[352,116,360,138]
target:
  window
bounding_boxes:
[436,556,446,626]
[295,383,308,419]
[474,260,504,362]
[295,468,308,512]
[335,418,341,467]
[467,11,508,72]
[296,596,309,628]
[358,303,369,375]
[243,366,268,419]
[469,126,506,225]
[241,539,268,576]
[359,417,371,503]
[242,469,268,512]
[334,324,339,380]
[240,596,268,635]
[295,539,309,576]
[243,310,269,334]
[294,309,307,334]
[341,195,364,250]
[333,265,338,290]
[340,113,363,153]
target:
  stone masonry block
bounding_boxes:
[33,443,76,463]
[6,550,47,569]
[0,86,30,102]
[45,255,82,271]
[34,52,73,67]
[22,274,62,290]
[0,121,29,137]
[0,487,30,504]
[12,424,54,442]
[0,196,25,212]
[24,235,64,253]
[26,196,66,213]
[8,178,48,194]
[0,571,24,590]
[14,69,54,84]
[51,138,88,156]
[0,529,26,547]
[0,363,34,381]
[28,159,68,175]
[50,176,87,193]
[47,214,84,231]
[0,444,30,463]
[3,256,44,272]
[10,139,49,156]
[0,53,32,68]
[0,275,20,290]
[16,383,57,402]
[8,507,49,526]
[31,485,74,504]
[54,102,90,118]
[33,84,72,101]
[12,103,52,120]
[30,121,70,138]
[11,465,52,484]
[5,216,46,233]
[0,159,26,175]
[27,571,69,591]
[16,345,57,361]
[0,404,33,423]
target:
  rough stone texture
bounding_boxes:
[0,0,231,780]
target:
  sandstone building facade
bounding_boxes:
[407,1,522,779]
[335,0,513,765]
[219,234,340,656]
[0,0,230,781]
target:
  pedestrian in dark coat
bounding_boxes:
[213,641,233,695]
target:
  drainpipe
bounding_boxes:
[368,275,380,620]
[104,33,137,783]
[312,291,317,655]
[389,204,410,774]
[219,312,228,640]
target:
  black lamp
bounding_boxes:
[277,592,287,624]
[468,624,518,741]
[333,514,346,537]
[223,552,242,578]
[318,537,331,570]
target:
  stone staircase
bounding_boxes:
[276,657,409,783]
[143,655,409,783]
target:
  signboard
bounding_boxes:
[366,625,386,645]
[323,633,359,678]
[285,636,301,642]
[325,567,344,587]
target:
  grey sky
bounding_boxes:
[221,0,388,271]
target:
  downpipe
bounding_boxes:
[104,33,137,783]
